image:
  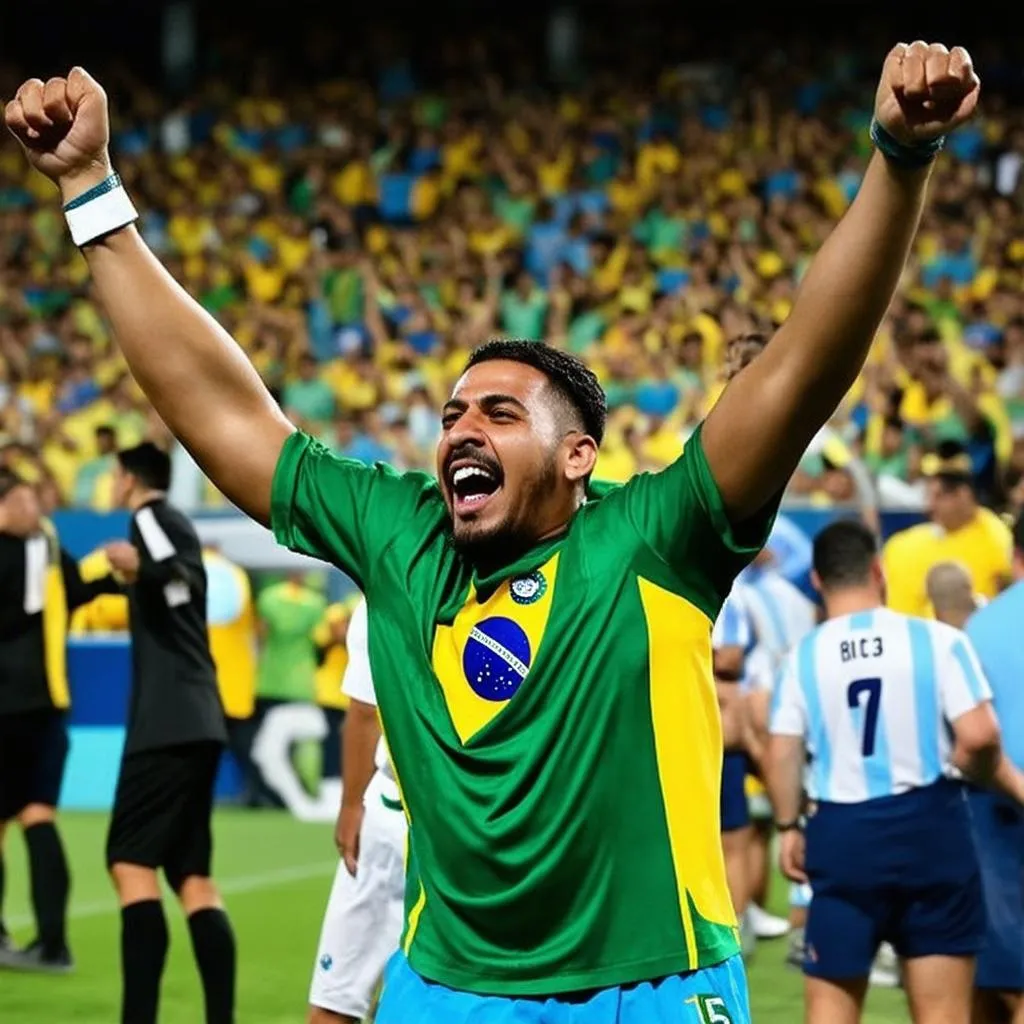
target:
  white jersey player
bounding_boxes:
[309,598,407,1024]
[765,519,1024,1024]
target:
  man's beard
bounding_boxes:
[451,455,560,568]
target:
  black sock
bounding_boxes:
[188,907,236,1024]
[23,822,69,955]
[0,846,7,939]
[120,900,168,1024]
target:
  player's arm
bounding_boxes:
[763,654,810,883]
[951,704,1024,804]
[6,64,420,584]
[134,511,203,587]
[712,592,750,747]
[338,698,382,870]
[60,547,121,610]
[336,599,381,872]
[717,679,743,749]
[5,71,292,525]
[764,734,805,831]
[763,656,807,827]
[700,43,980,521]
[743,654,776,766]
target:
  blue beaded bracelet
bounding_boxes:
[62,172,122,212]
[869,118,945,169]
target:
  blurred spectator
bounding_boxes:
[256,572,327,707]
[72,425,117,509]
[204,545,259,806]
[882,442,1013,617]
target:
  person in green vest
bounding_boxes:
[256,570,328,706]
[251,570,329,807]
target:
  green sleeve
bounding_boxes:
[270,431,440,589]
[620,423,780,609]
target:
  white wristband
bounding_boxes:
[64,175,139,247]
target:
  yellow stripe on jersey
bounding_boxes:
[403,881,427,955]
[431,554,560,744]
[639,577,737,967]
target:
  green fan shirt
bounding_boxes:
[271,425,776,996]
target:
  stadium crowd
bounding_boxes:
[1,22,1024,518]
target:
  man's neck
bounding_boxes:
[937,504,977,533]
[824,585,883,620]
[129,489,166,512]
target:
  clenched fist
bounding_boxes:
[875,41,980,145]
[5,68,112,198]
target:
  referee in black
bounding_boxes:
[103,443,236,1024]
[0,468,118,973]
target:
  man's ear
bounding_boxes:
[563,434,598,484]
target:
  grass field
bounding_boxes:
[0,811,911,1023]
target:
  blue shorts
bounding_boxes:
[377,952,751,1024]
[803,780,984,980]
[968,788,1024,992]
[720,751,750,833]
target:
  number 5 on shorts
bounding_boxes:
[685,994,734,1023]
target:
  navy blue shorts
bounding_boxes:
[720,751,750,833]
[803,780,984,980]
[968,788,1024,992]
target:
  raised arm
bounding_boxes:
[702,42,980,521]
[4,69,294,525]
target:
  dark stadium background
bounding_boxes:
[3,2,1024,91]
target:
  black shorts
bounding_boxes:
[106,741,222,888]
[0,709,69,821]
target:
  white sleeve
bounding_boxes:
[940,630,993,722]
[135,506,176,561]
[769,651,807,736]
[746,644,776,693]
[340,598,376,707]
[712,591,752,651]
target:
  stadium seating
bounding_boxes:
[0,26,1022,523]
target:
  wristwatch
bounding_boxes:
[774,819,803,833]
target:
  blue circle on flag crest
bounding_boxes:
[463,616,532,701]
[510,570,546,605]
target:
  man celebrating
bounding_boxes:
[5,42,979,1023]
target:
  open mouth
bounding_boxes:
[448,460,502,516]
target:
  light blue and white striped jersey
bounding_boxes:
[712,589,753,652]
[770,606,992,803]
[713,590,766,692]
[736,566,818,676]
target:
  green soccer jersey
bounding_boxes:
[271,425,776,996]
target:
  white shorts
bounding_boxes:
[309,774,408,1017]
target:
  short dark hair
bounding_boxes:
[464,339,607,445]
[1014,513,1024,556]
[0,469,27,501]
[117,442,172,491]
[813,519,879,590]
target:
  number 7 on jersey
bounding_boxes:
[847,676,883,757]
